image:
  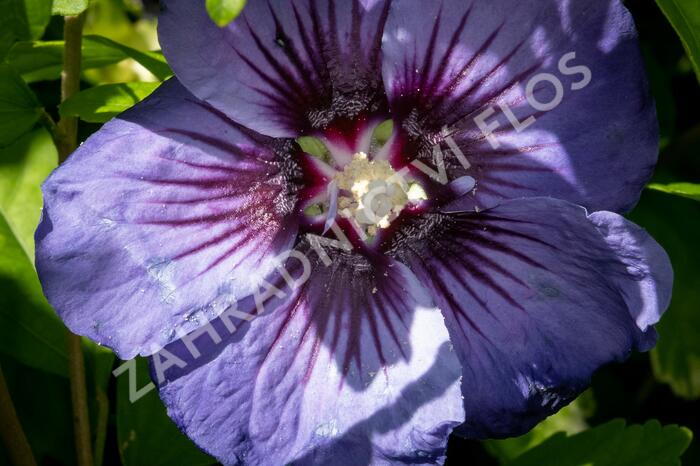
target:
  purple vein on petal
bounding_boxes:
[196,228,269,278]
[171,223,249,261]
[153,154,256,175]
[457,216,561,250]
[481,164,553,173]
[422,22,504,116]
[402,242,489,344]
[424,4,474,98]
[291,3,327,81]
[369,0,392,70]
[268,4,314,83]
[440,40,534,127]
[454,232,549,270]
[156,131,268,166]
[479,175,537,191]
[117,174,237,190]
[143,192,257,206]
[244,14,310,101]
[467,143,556,157]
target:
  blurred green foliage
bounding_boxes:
[6,36,170,84]
[0,65,41,146]
[206,0,247,27]
[0,128,66,377]
[507,420,692,466]
[648,182,700,202]
[60,81,160,122]
[52,0,88,16]
[631,192,700,400]
[0,0,52,58]
[655,0,700,83]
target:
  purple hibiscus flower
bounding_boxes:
[35,0,672,464]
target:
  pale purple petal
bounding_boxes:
[382,0,657,213]
[159,0,392,138]
[35,80,302,359]
[386,197,672,437]
[154,247,463,464]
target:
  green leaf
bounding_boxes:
[0,0,52,58]
[630,191,700,398]
[205,0,246,27]
[486,391,594,463]
[23,0,53,38]
[656,0,700,82]
[84,35,173,81]
[0,64,41,147]
[508,420,692,466]
[117,358,216,466]
[51,0,88,16]
[648,182,700,202]
[6,35,172,83]
[7,38,123,83]
[60,82,160,122]
[0,129,54,255]
[0,128,68,378]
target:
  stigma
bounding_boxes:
[333,152,426,236]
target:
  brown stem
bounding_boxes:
[0,364,37,466]
[93,387,109,466]
[58,13,94,466]
[67,335,93,466]
[57,14,86,162]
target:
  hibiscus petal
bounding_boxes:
[386,197,672,438]
[158,0,392,138]
[35,79,302,359]
[154,245,463,464]
[382,0,657,213]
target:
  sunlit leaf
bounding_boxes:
[7,39,125,83]
[0,0,52,58]
[52,0,88,16]
[117,358,216,466]
[648,182,700,202]
[0,128,67,377]
[7,36,172,83]
[80,0,162,83]
[630,191,700,398]
[507,420,692,466]
[0,64,41,147]
[205,0,246,27]
[85,35,172,81]
[24,0,53,38]
[486,391,594,463]
[656,0,700,82]
[60,82,160,123]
